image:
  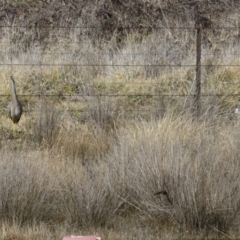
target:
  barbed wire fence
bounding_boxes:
[1,25,240,119]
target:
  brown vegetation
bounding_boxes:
[0,0,240,239]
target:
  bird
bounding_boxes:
[154,190,173,205]
[8,75,23,124]
[154,190,184,227]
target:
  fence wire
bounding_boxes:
[1,26,240,115]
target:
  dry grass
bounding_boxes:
[0,39,240,238]
[54,124,113,164]
[1,1,240,238]
[29,100,63,147]
[107,115,240,230]
[1,114,240,239]
[0,149,54,224]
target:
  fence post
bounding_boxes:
[195,25,202,117]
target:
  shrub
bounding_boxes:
[29,100,62,147]
[0,150,54,224]
[106,114,240,231]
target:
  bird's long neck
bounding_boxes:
[11,79,18,102]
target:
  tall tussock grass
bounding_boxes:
[106,114,240,231]
[0,148,122,229]
[55,125,113,163]
[78,80,122,131]
[0,113,240,238]
[55,162,120,228]
[29,100,62,147]
[0,150,54,225]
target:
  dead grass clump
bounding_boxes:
[51,160,121,228]
[0,146,122,229]
[0,220,69,240]
[55,125,113,163]
[106,114,240,232]
[0,150,55,225]
[79,81,122,131]
[29,101,62,147]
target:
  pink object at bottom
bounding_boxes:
[63,236,101,240]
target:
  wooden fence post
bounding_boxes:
[195,25,202,117]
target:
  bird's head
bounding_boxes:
[9,75,15,83]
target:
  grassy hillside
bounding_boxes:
[0,1,240,239]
